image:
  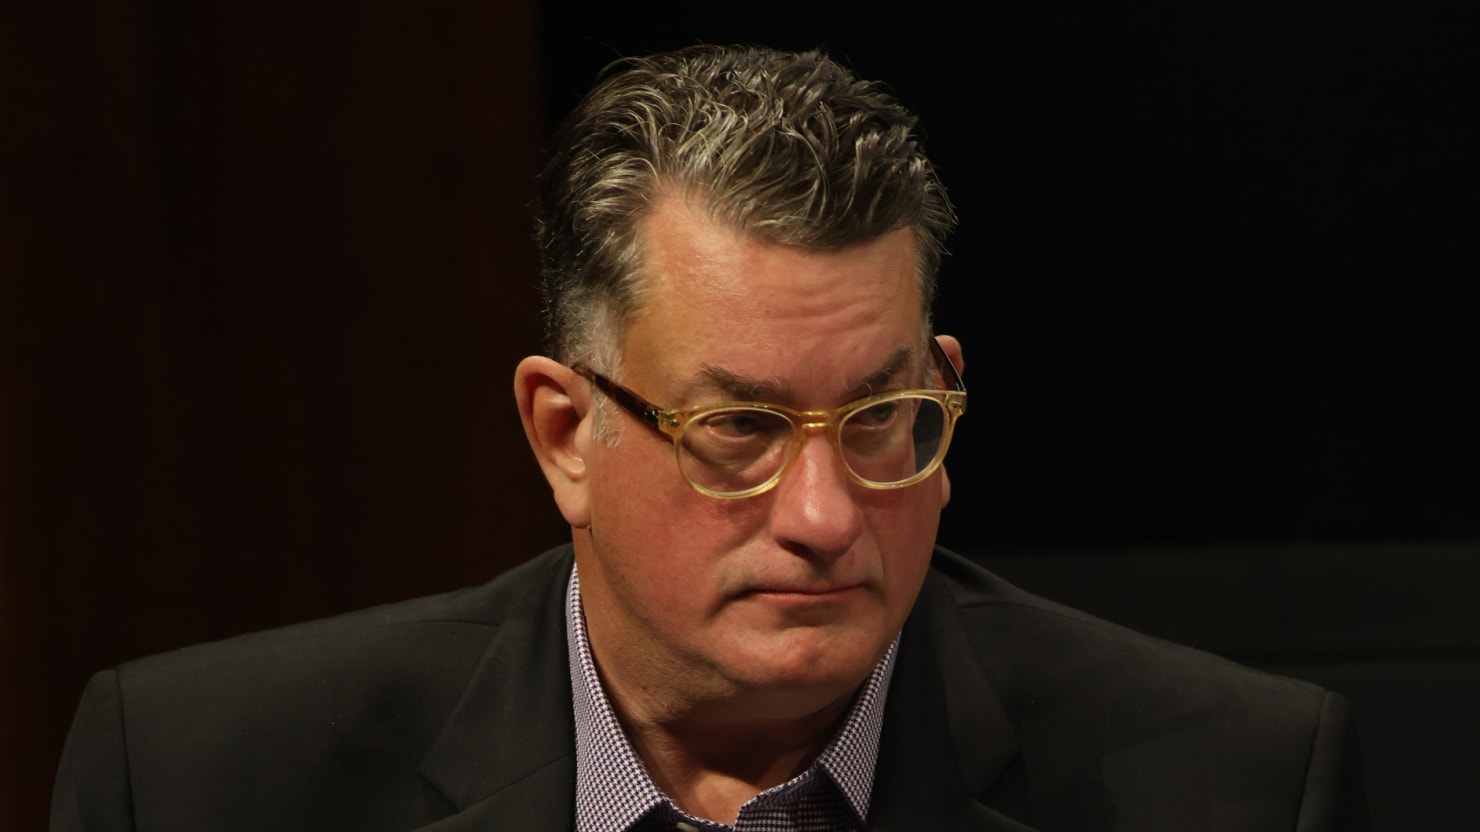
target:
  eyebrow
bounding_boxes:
[691,346,915,405]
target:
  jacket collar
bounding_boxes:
[868,561,1039,831]
[416,546,578,831]
[414,545,1036,831]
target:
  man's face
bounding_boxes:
[572,197,951,714]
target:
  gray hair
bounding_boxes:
[535,45,957,370]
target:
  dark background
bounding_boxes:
[4,2,1478,829]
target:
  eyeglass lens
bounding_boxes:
[677,395,948,495]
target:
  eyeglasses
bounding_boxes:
[573,338,966,499]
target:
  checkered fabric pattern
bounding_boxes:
[567,566,898,832]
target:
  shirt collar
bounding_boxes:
[566,564,898,831]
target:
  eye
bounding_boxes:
[852,400,901,428]
[697,410,781,439]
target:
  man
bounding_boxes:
[53,45,1368,831]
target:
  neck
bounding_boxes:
[607,672,857,825]
[570,533,874,823]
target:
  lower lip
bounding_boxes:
[746,586,864,605]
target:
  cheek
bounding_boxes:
[588,436,680,529]
[863,479,944,595]
[587,446,760,604]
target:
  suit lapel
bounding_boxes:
[417,547,578,832]
[412,547,1036,831]
[869,567,1040,831]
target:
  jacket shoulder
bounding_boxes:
[918,547,1368,829]
[54,545,575,832]
[120,543,572,675]
[926,545,1326,709]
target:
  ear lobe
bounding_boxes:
[514,356,593,528]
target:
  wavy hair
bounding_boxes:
[536,44,956,368]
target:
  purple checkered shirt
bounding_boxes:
[566,566,898,832]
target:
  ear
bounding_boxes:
[934,334,964,507]
[514,356,594,528]
[935,333,964,378]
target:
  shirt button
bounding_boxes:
[675,824,700,832]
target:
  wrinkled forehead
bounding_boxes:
[628,195,923,313]
[617,201,928,406]
[657,185,932,303]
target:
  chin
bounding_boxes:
[728,627,887,697]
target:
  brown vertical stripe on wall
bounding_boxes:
[0,3,556,828]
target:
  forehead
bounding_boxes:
[621,198,924,402]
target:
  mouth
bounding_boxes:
[742,583,865,603]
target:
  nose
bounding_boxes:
[766,429,865,562]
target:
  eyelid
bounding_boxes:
[675,374,934,419]
[684,389,927,421]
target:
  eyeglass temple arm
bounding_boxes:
[572,366,669,430]
[930,337,966,393]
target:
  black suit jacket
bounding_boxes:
[52,546,1369,831]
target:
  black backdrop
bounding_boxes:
[4,2,1478,829]
[540,1,1480,550]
